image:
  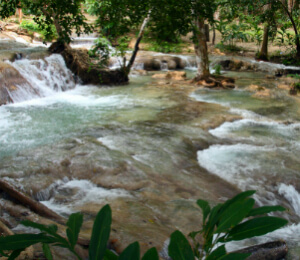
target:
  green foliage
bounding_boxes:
[89,205,112,260]
[218,22,249,46]
[181,190,288,259]
[0,0,19,18]
[0,204,159,260]
[215,43,243,53]
[0,192,288,260]
[20,20,57,41]
[213,64,222,75]
[145,40,183,53]
[88,37,111,67]
[112,36,131,68]
[0,0,92,43]
[168,231,194,260]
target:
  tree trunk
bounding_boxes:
[193,17,210,79]
[258,25,269,60]
[126,10,151,74]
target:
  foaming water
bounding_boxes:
[8,54,75,99]
[40,179,131,215]
[192,71,300,256]
[0,86,136,158]
[279,184,300,216]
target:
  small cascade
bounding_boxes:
[160,61,168,71]
[70,37,99,50]
[1,54,75,104]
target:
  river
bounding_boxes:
[1,43,300,258]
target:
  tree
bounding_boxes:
[87,0,223,80]
[0,0,92,43]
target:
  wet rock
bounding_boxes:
[49,42,128,85]
[152,73,167,79]
[0,62,39,105]
[277,84,291,91]
[253,88,272,98]
[218,59,257,71]
[246,84,266,92]
[134,54,189,71]
[166,71,186,80]
[234,240,288,260]
[276,68,300,76]
[130,69,148,76]
[152,71,186,81]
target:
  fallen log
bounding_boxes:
[0,219,13,236]
[0,180,65,225]
[1,198,90,247]
[233,240,288,260]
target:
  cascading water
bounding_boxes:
[5,54,75,103]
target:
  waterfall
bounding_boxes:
[1,54,75,104]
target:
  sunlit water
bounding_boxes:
[1,52,300,257]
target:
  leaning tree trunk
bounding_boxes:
[126,10,151,74]
[193,17,210,79]
[258,25,269,60]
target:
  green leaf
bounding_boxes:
[205,203,222,233]
[42,243,53,260]
[226,216,288,241]
[215,198,255,233]
[203,203,222,241]
[220,190,256,215]
[0,250,8,257]
[188,231,201,239]
[219,252,250,259]
[104,249,119,260]
[0,234,55,251]
[119,242,140,260]
[142,247,159,260]
[247,206,286,217]
[89,204,112,260]
[197,199,211,224]
[66,212,83,249]
[206,245,226,260]
[21,221,68,246]
[8,249,23,260]
[168,230,194,260]
[21,221,58,236]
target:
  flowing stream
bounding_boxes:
[1,49,300,258]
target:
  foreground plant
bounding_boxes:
[168,190,288,260]
[0,190,288,259]
[0,204,159,260]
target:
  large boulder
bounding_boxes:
[0,62,39,105]
[49,42,128,85]
[218,59,258,71]
[133,54,195,71]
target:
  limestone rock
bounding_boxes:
[152,71,186,81]
[277,84,291,90]
[253,88,272,98]
[246,84,265,92]
[0,62,39,105]
[218,59,257,71]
